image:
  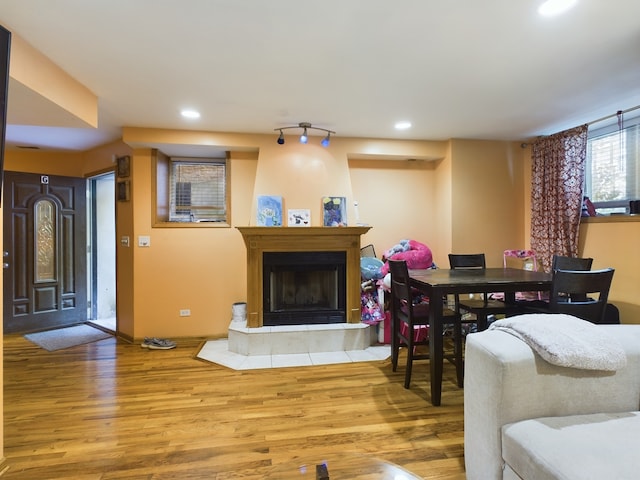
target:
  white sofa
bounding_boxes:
[464,324,640,480]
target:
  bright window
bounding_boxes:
[585,117,640,214]
[168,158,227,222]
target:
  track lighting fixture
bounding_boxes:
[274,122,336,147]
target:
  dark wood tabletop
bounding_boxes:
[409,267,552,294]
[408,267,552,406]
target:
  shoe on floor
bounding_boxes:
[141,337,176,350]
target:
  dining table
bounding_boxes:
[409,267,553,406]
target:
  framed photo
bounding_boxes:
[117,180,130,201]
[322,196,347,226]
[117,155,131,178]
[287,209,310,227]
[256,195,283,226]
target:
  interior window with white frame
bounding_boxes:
[168,157,227,222]
[585,115,640,215]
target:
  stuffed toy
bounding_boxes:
[380,239,433,276]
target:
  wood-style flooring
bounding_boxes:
[2,333,466,479]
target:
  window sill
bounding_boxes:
[581,214,640,224]
[153,221,231,228]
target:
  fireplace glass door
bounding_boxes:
[263,251,346,326]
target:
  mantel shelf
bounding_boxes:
[236,226,372,237]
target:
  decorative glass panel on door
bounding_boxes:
[34,199,57,282]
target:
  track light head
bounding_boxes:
[274,122,336,146]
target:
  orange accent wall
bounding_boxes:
[578,221,640,323]
[348,158,439,262]
[450,139,526,267]
[4,131,639,345]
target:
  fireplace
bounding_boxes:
[263,251,346,326]
[237,226,371,327]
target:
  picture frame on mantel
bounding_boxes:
[256,195,283,226]
[117,155,131,178]
[322,196,347,226]
[287,209,310,227]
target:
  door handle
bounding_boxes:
[3,263,8,269]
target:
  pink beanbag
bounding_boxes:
[380,240,433,276]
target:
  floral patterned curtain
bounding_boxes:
[530,125,588,273]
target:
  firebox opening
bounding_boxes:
[263,251,346,326]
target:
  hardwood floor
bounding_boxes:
[3,333,466,479]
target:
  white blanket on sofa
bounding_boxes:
[489,314,627,371]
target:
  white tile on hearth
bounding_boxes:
[270,331,310,355]
[197,342,246,369]
[310,351,352,365]
[274,324,309,333]
[237,354,272,370]
[197,338,228,355]
[347,345,391,362]
[272,353,312,368]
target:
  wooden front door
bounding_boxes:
[3,171,87,334]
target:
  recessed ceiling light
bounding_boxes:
[395,121,412,130]
[181,109,201,119]
[538,0,578,16]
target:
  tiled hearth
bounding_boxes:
[202,227,391,370]
[197,321,390,370]
[229,321,374,354]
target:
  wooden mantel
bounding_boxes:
[237,226,372,328]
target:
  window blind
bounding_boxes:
[169,160,226,222]
[586,119,640,210]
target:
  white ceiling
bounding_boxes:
[1,0,640,152]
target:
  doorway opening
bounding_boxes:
[87,172,116,332]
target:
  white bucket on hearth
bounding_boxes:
[231,302,247,323]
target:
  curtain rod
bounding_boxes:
[587,104,640,126]
[521,104,640,148]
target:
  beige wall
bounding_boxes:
[348,158,438,261]
[579,220,640,324]
[450,139,526,267]
[4,131,640,344]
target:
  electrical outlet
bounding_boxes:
[138,235,151,247]
[179,309,191,317]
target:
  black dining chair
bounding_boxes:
[388,259,463,389]
[520,254,594,311]
[448,253,517,332]
[551,254,593,272]
[547,268,615,324]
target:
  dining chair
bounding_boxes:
[360,244,376,258]
[448,253,517,332]
[388,259,463,389]
[520,254,594,310]
[503,249,542,301]
[547,268,615,324]
[551,254,593,272]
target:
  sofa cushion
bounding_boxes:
[502,411,640,480]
